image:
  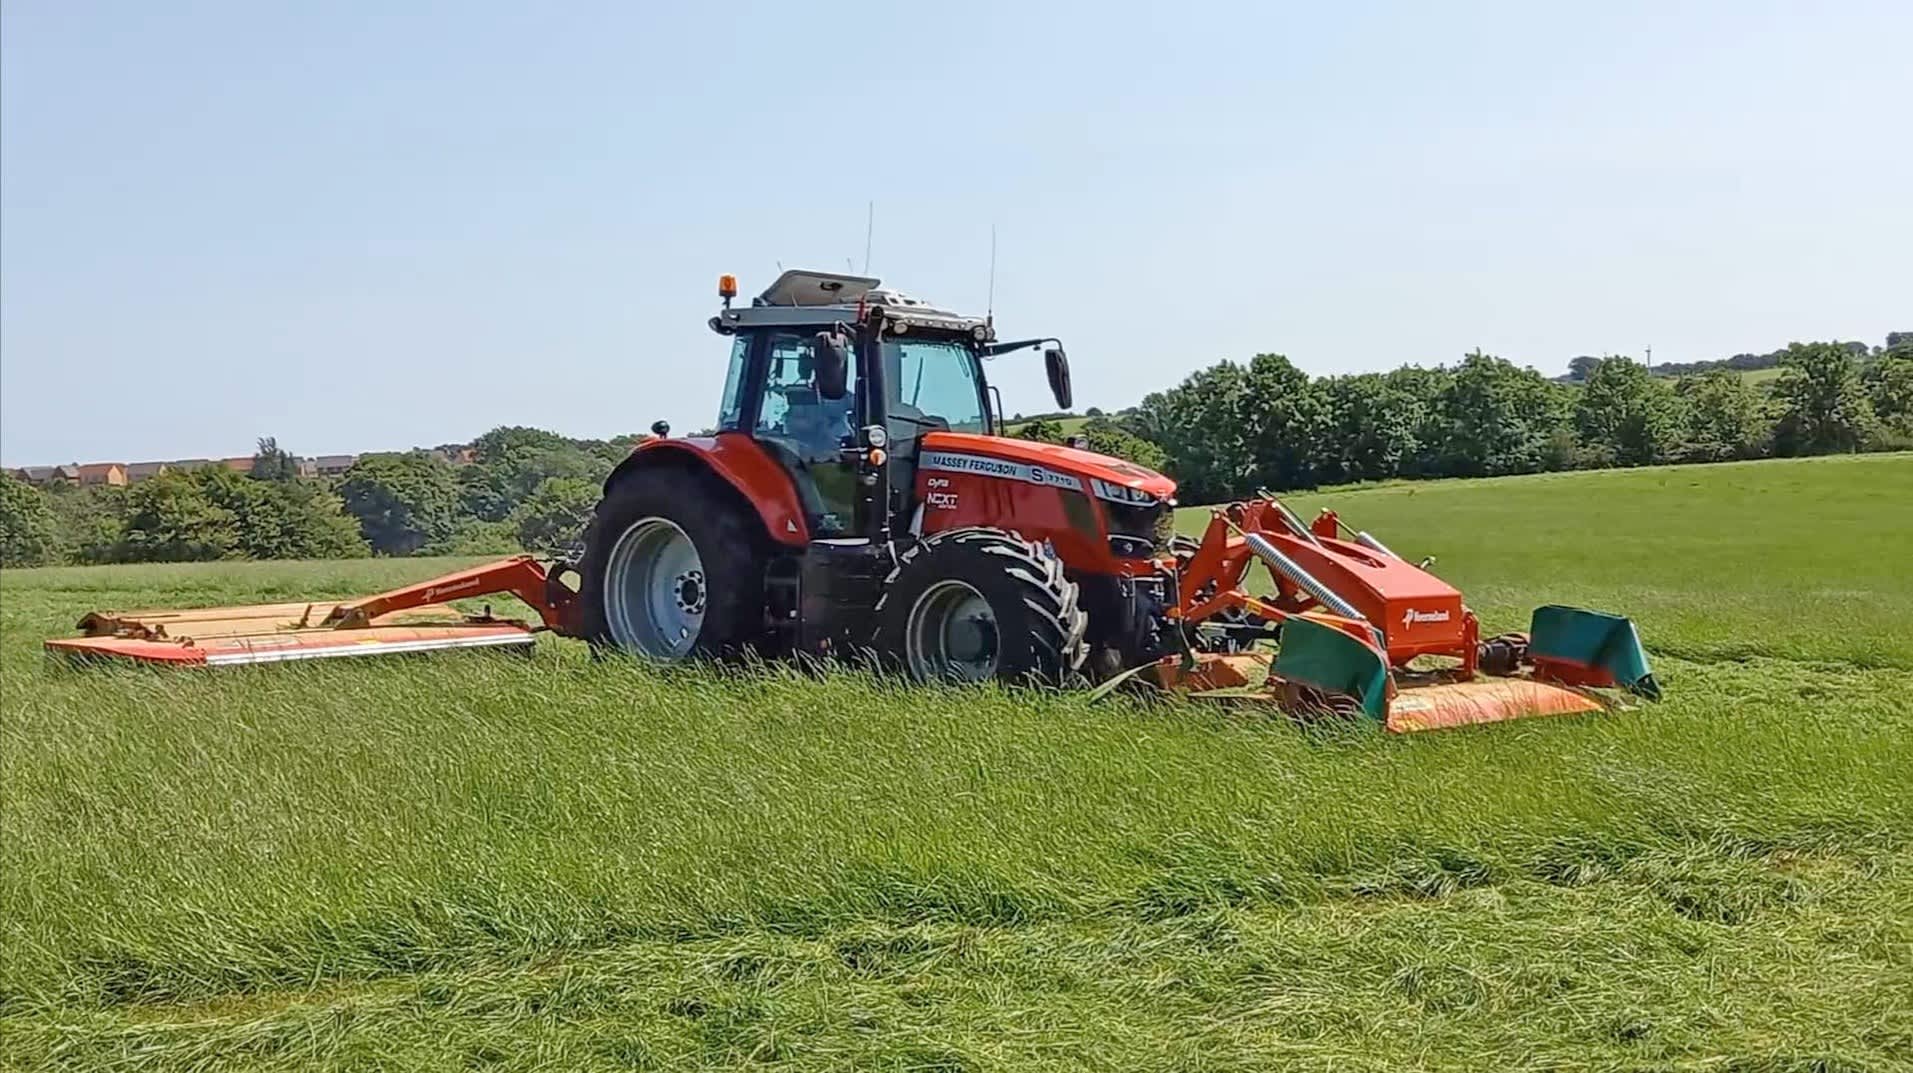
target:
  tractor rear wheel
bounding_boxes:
[579,467,765,660]
[873,527,1088,685]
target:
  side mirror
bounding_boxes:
[813,331,850,401]
[1044,346,1073,411]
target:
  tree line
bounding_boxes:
[0,428,629,568]
[1111,339,1910,504]
[3,337,1908,568]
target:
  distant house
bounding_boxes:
[13,465,70,484]
[75,463,128,487]
[16,453,369,486]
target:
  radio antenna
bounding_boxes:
[986,223,998,327]
[862,201,874,274]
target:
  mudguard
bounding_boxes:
[608,434,810,547]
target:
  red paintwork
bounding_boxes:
[1267,531,1467,666]
[333,555,580,633]
[924,433,1177,500]
[625,434,810,547]
[1175,500,1473,669]
[916,461,1117,573]
[631,432,1179,561]
[914,431,1178,577]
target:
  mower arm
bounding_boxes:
[323,556,582,634]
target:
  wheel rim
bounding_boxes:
[602,517,705,658]
[905,580,999,681]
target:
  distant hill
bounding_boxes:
[1648,341,1868,380]
[1558,333,1906,384]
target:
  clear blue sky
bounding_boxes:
[3,1,1908,465]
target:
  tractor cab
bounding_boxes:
[706,269,1071,540]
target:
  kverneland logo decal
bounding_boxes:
[1402,607,1452,628]
[425,577,484,602]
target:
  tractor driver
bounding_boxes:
[781,392,847,463]
[779,343,854,464]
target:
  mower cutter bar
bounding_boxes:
[44,556,579,668]
[47,624,538,666]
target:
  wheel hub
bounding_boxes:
[945,614,997,664]
[674,570,705,614]
[905,580,1000,682]
[602,517,705,659]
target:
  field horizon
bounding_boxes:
[3,453,1909,1070]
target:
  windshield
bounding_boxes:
[883,338,987,434]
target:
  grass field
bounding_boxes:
[1648,366,1787,387]
[3,454,1910,1071]
[1652,367,1788,387]
[1736,366,1788,386]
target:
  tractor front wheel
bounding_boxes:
[873,528,1088,685]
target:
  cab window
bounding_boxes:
[884,339,986,434]
[755,332,857,463]
[714,335,750,431]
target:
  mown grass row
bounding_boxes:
[4,651,1908,1007]
[8,850,1907,1070]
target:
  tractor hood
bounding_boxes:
[920,431,1178,506]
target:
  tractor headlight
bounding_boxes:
[863,425,888,448]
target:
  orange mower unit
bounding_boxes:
[1148,499,1659,732]
[46,557,581,668]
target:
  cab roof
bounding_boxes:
[754,269,880,307]
[712,268,995,341]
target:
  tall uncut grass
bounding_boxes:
[3,453,1910,1070]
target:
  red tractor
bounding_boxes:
[51,269,1658,732]
[579,269,1171,681]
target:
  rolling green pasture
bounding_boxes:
[1647,366,1785,387]
[2,454,1910,1071]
